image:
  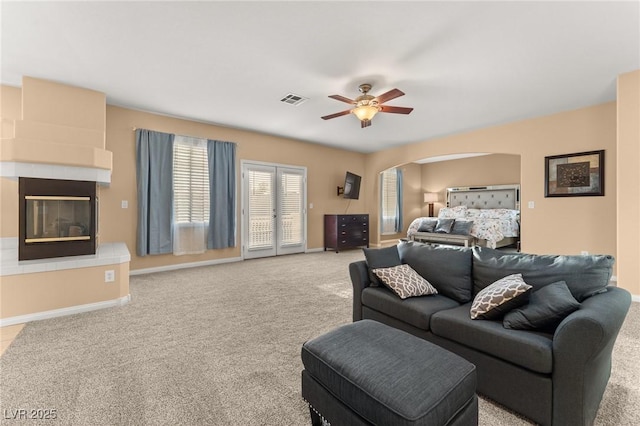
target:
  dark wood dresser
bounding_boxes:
[324,214,369,253]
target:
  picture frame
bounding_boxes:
[545,150,604,197]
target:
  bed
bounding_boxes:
[407,184,520,249]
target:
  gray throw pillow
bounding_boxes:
[363,245,401,287]
[417,218,438,232]
[434,218,455,233]
[472,247,613,302]
[373,264,438,299]
[451,220,473,235]
[398,241,473,303]
[470,273,532,320]
[503,281,580,330]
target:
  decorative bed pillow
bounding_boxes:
[438,205,468,219]
[363,246,401,287]
[417,218,438,232]
[503,281,580,330]
[434,219,455,233]
[470,273,532,320]
[373,264,438,299]
[451,220,474,235]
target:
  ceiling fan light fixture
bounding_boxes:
[353,104,381,121]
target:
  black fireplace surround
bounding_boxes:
[19,177,97,261]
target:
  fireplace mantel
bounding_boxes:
[0,161,111,185]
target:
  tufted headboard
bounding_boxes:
[446,184,520,210]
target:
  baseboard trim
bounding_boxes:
[0,294,131,327]
[130,256,243,276]
[632,295,640,303]
[305,248,325,253]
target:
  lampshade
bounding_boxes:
[352,105,380,122]
[424,192,438,203]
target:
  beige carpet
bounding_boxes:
[0,251,638,425]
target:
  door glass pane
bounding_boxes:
[280,172,303,246]
[248,170,274,249]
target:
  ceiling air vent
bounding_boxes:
[280,93,308,106]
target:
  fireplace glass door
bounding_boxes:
[19,178,97,261]
[25,196,92,243]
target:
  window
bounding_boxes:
[172,136,209,255]
[173,137,209,224]
[381,168,403,234]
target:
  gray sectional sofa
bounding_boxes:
[349,241,631,426]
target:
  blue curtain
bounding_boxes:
[207,140,237,249]
[135,129,174,256]
[395,168,404,233]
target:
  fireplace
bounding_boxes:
[19,178,97,261]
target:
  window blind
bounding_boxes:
[173,137,209,224]
[381,168,399,234]
[280,172,303,245]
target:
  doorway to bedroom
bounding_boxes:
[241,161,307,259]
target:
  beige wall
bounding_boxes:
[103,106,366,271]
[366,102,618,264]
[420,154,521,216]
[616,70,640,295]
[1,263,129,319]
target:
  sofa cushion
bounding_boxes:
[469,273,532,320]
[362,287,460,331]
[364,245,401,287]
[503,281,580,331]
[373,264,438,299]
[472,247,613,302]
[398,241,474,303]
[431,304,554,374]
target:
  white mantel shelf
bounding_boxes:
[0,161,111,185]
[0,238,130,277]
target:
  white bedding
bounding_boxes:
[407,206,520,248]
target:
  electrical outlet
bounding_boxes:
[581,251,589,256]
[105,270,115,282]
[528,201,535,209]
[121,200,128,209]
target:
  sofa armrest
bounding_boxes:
[552,286,631,425]
[349,260,371,322]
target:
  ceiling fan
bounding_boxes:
[321,83,414,128]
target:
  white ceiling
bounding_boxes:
[1,1,638,154]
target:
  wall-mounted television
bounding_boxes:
[343,171,361,200]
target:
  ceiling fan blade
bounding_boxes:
[361,119,372,128]
[375,88,405,104]
[321,109,352,120]
[328,94,356,104]
[380,105,414,114]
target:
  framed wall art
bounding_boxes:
[545,150,604,197]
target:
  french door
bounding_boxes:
[242,162,306,259]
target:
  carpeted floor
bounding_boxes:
[1,251,638,425]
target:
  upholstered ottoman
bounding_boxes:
[301,320,478,426]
